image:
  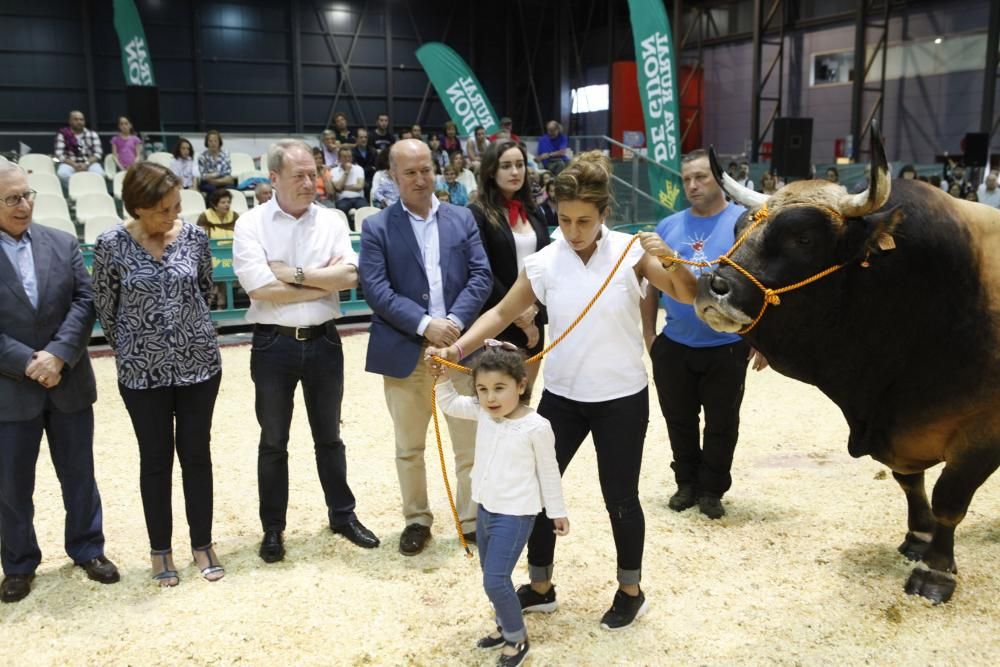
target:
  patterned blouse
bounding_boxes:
[92,222,221,390]
[198,149,232,178]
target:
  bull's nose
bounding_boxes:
[709,273,731,296]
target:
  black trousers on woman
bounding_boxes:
[118,373,221,551]
[527,387,648,585]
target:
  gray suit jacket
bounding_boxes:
[0,223,97,421]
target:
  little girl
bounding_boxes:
[111,116,143,170]
[433,340,568,667]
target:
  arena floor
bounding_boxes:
[1,328,998,666]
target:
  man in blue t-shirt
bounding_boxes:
[537,120,570,175]
[641,149,758,519]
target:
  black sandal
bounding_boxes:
[498,639,530,666]
[150,549,179,587]
[192,543,225,582]
[476,625,504,649]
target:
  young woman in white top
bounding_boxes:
[429,150,695,631]
[434,341,568,667]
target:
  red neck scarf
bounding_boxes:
[504,199,525,228]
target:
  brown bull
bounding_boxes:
[694,122,1000,603]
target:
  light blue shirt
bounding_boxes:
[0,228,38,309]
[400,196,464,335]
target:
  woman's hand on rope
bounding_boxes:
[637,232,677,267]
[748,346,770,372]
[521,323,540,349]
[552,517,570,536]
[513,304,538,329]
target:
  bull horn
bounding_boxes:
[708,146,770,209]
[838,120,891,218]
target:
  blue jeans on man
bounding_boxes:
[477,504,536,643]
[250,324,357,531]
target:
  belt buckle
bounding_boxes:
[294,326,308,341]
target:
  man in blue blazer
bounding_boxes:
[360,139,491,555]
[0,163,119,603]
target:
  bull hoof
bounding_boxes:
[897,532,931,561]
[904,565,956,604]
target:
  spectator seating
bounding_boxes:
[68,171,107,200]
[27,172,63,197]
[75,192,118,224]
[103,154,118,180]
[353,206,380,232]
[236,168,268,185]
[181,212,202,226]
[230,152,255,177]
[113,171,126,200]
[180,189,207,215]
[84,216,120,244]
[18,154,56,175]
[148,152,174,168]
[226,188,249,214]
[35,217,79,237]
[34,193,72,221]
[370,171,388,206]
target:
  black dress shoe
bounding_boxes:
[332,519,380,549]
[398,523,431,556]
[77,555,120,584]
[1,574,34,603]
[259,530,285,563]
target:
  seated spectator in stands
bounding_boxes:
[321,129,339,167]
[197,188,238,240]
[824,166,840,185]
[312,148,335,207]
[943,161,968,193]
[398,129,414,140]
[371,149,398,209]
[372,112,394,153]
[759,170,779,195]
[851,164,871,194]
[170,138,200,190]
[352,128,377,197]
[466,126,489,173]
[450,152,478,200]
[537,120,570,175]
[428,134,449,172]
[540,181,557,227]
[534,171,553,206]
[977,172,1000,208]
[435,189,451,204]
[929,174,942,189]
[197,130,235,194]
[489,116,520,143]
[948,183,964,198]
[898,164,918,180]
[111,116,143,171]
[330,146,365,223]
[736,161,753,189]
[333,112,355,149]
[55,110,104,187]
[441,121,463,155]
[254,182,273,206]
[438,165,469,206]
[726,161,739,179]
[965,191,980,203]
[410,124,424,142]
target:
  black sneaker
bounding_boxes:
[668,484,697,511]
[498,640,530,666]
[516,583,558,613]
[600,589,648,630]
[698,494,725,519]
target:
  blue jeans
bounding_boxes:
[250,324,357,531]
[477,505,535,643]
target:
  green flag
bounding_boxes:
[416,43,500,136]
[627,0,684,212]
[113,0,156,86]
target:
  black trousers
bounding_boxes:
[527,387,648,585]
[119,373,221,551]
[650,334,749,497]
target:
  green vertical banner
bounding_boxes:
[415,43,500,136]
[113,0,156,86]
[627,0,684,212]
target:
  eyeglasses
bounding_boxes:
[483,338,518,351]
[1,190,36,207]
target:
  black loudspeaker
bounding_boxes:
[962,132,989,167]
[125,85,161,134]
[772,117,813,181]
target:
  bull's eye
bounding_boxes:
[797,234,811,246]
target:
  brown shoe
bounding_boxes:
[399,523,431,556]
[1,574,34,603]
[77,555,120,584]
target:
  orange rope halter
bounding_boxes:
[430,204,854,552]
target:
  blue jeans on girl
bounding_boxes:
[476,504,535,642]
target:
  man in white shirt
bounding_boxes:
[359,139,492,556]
[977,172,1000,209]
[233,139,380,562]
[330,146,366,225]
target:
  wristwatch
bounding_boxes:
[294,267,305,284]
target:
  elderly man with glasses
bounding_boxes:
[0,162,119,603]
